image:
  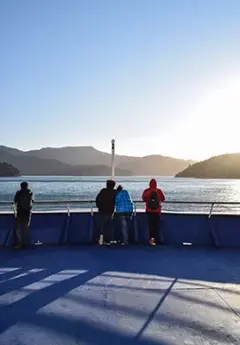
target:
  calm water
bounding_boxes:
[1,176,240,214]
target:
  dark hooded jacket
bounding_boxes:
[96,180,117,215]
[142,179,165,213]
[14,188,34,213]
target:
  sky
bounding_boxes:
[1,0,240,161]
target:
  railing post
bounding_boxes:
[134,201,137,216]
[12,203,17,218]
[90,202,94,216]
[207,202,220,248]
[208,203,214,219]
[133,201,139,243]
[61,202,71,245]
[89,202,94,243]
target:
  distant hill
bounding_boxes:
[0,162,20,177]
[26,146,133,166]
[0,146,131,176]
[117,155,195,176]
[0,145,194,176]
[176,154,240,179]
[23,146,194,176]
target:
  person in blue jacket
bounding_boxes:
[115,185,134,245]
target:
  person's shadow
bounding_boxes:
[0,245,239,344]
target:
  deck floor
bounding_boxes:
[0,245,240,344]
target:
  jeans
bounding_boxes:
[119,215,132,244]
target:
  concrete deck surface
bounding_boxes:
[0,245,239,345]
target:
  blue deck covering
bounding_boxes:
[0,246,240,344]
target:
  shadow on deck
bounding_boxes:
[0,245,240,344]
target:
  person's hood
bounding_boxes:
[118,190,128,197]
[106,180,116,189]
[149,179,157,189]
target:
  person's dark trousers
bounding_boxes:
[147,212,160,244]
[100,214,114,243]
[15,211,31,248]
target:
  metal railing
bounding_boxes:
[0,200,240,205]
[0,200,240,218]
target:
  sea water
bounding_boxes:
[0,176,240,213]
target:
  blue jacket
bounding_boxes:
[115,190,133,214]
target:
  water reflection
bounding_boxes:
[0,177,240,214]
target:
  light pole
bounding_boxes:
[111,139,115,180]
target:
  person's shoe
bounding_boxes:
[14,244,22,249]
[22,244,30,249]
[149,238,156,246]
[99,234,104,245]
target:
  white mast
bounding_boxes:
[111,139,115,180]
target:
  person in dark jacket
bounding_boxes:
[115,185,133,245]
[96,180,117,245]
[142,179,165,245]
[14,182,34,249]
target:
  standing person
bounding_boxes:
[142,179,165,245]
[115,185,133,245]
[96,180,117,245]
[14,182,34,249]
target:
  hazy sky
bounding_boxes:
[1,0,240,160]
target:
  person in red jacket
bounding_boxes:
[142,179,165,245]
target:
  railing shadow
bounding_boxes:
[0,246,239,343]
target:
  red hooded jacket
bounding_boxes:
[142,179,165,213]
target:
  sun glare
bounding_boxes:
[189,74,240,153]
[156,73,240,160]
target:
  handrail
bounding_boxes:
[0,200,95,205]
[0,199,239,219]
[0,200,240,205]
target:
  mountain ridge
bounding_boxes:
[0,146,131,176]
[176,153,240,179]
[0,145,195,176]
[0,162,20,177]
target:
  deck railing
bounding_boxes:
[0,200,240,217]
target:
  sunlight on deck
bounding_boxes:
[0,246,240,344]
